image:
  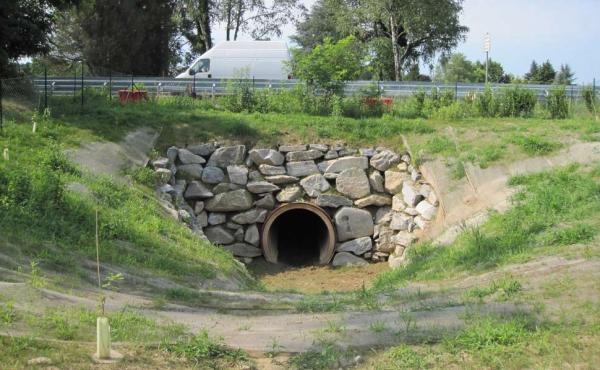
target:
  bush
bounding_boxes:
[498,85,537,117]
[582,85,597,114]
[474,86,498,117]
[223,71,255,112]
[546,86,570,119]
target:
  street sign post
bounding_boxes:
[484,33,491,84]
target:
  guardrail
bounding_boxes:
[32,76,595,100]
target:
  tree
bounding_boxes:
[537,60,556,84]
[175,0,214,59]
[554,64,575,85]
[524,60,539,82]
[473,59,507,83]
[293,36,365,94]
[291,0,348,50]
[435,53,474,82]
[79,0,176,75]
[0,0,79,76]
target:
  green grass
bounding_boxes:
[373,164,600,290]
[465,277,523,301]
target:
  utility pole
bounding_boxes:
[484,33,491,84]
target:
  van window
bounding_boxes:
[191,59,210,73]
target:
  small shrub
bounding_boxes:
[0,301,17,324]
[223,70,255,112]
[446,317,530,351]
[498,85,537,117]
[474,86,498,117]
[288,341,345,370]
[582,86,597,114]
[546,86,570,119]
[163,330,248,365]
[510,134,559,155]
[386,345,426,369]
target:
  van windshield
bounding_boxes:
[191,58,210,73]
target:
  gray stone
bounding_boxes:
[360,148,377,157]
[402,181,424,207]
[158,183,175,195]
[226,222,243,230]
[390,213,413,231]
[244,224,260,246]
[234,228,244,242]
[286,149,323,162]
[178,148,206,165]
[223,243,263,257]
[201,166,225,184]
[276,185,303,202]
[374,206,393,224]
[427,191,439,207]
[336,237,373,255]
[173,180,186,206]
[401,154,411,163]
[309,144,329,152]
[279,144,306,152]
[231,208,268,224]
[247,181,280,194]
[286,161,320,177]
[300,174,330,197]
[375,225,395,253]
[419,184,432,198]
[176,164,203,181]
[388,252,407,269]
[318,156,369,173]
[196,211,208,227]
[354,194,392,208]
[415,200,437,220]
[384,170,408,194]
[392,231,417,247]
[152,157,169,169]
[166,146,178,164]
[184,181,213,200]
[205,226,234,245]
[404,207,419,216]
[264,175,299,185]
[205,189,254,212]
[248,149,285,166]
[254,193,275,209]
[258,164,286,175]
[323,172,338,180]
[208,212,227,225]
[414,216,428,230]
[187,142,216,157]
[338,148,358,157]
[392,194,407,211]
[315,194,353,208]
[212,183,243,194]
[368,171,385,193]
[397,162,408,172]
[336,168,371,199]
[227,165,248,185]
[155,168,172,184]
[332,252,368,267]
[248,170,264,181]
[334,207,374,242]
[207,145,246,168]
[370,150,400,171]
[411,168,422,182]
[324,150,339,160]
[194,201,205,214]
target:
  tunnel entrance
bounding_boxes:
[261,203,336,266]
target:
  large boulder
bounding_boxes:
[299,174,330,197]
[178,148,206,165]
[176,164,203,181]
[205,189,254,212]
[286,161,320,177]
[334,207,374,242]
[248,149,284,166]
[336,168,371,199]
[336,237,372,255]
[286,149,323,162]
[370,150,400,171]
[204,226,235,245]
[316,194,353,208]
[231,208,268,224]
[247,181,280,194]
[317,156,369,174]
[184,181,213,200]
[332,252,368,267]
[227,165,248,185]
[276,185,303,202]
[201,166,225,184]
[207,145,246,168]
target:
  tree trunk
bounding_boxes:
[225,0,232,41]
[389,14,401,81]
[233,0,243,41]
[199,0,212,51]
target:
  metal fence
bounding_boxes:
[31,75,597,100]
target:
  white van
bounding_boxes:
[176,41,291,80]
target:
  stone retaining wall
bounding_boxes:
[152,142,438,267]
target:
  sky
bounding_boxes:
[214,0,599,83]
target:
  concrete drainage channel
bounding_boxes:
[152,143,439,268]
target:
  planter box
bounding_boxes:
[363,97,394,107]
[118,90,148,104]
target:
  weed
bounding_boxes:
[385,345,426,369]
[288,341,345,370]
[547,86,570,119]
[0,301,17,324]
[510,134,560,155]
[324,320,346,335]
[398,310,418,334]
[265,337,284,358]
[446,316,530,351]
[163,330,249,366]
[369,320,387,333]
[465,277,523,301]
[28,260,47,289]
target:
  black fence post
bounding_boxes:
[0,78,3,135]
[73,67,77,100]
[44,66,48,110]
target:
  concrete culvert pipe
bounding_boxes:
[261,203,336,266]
